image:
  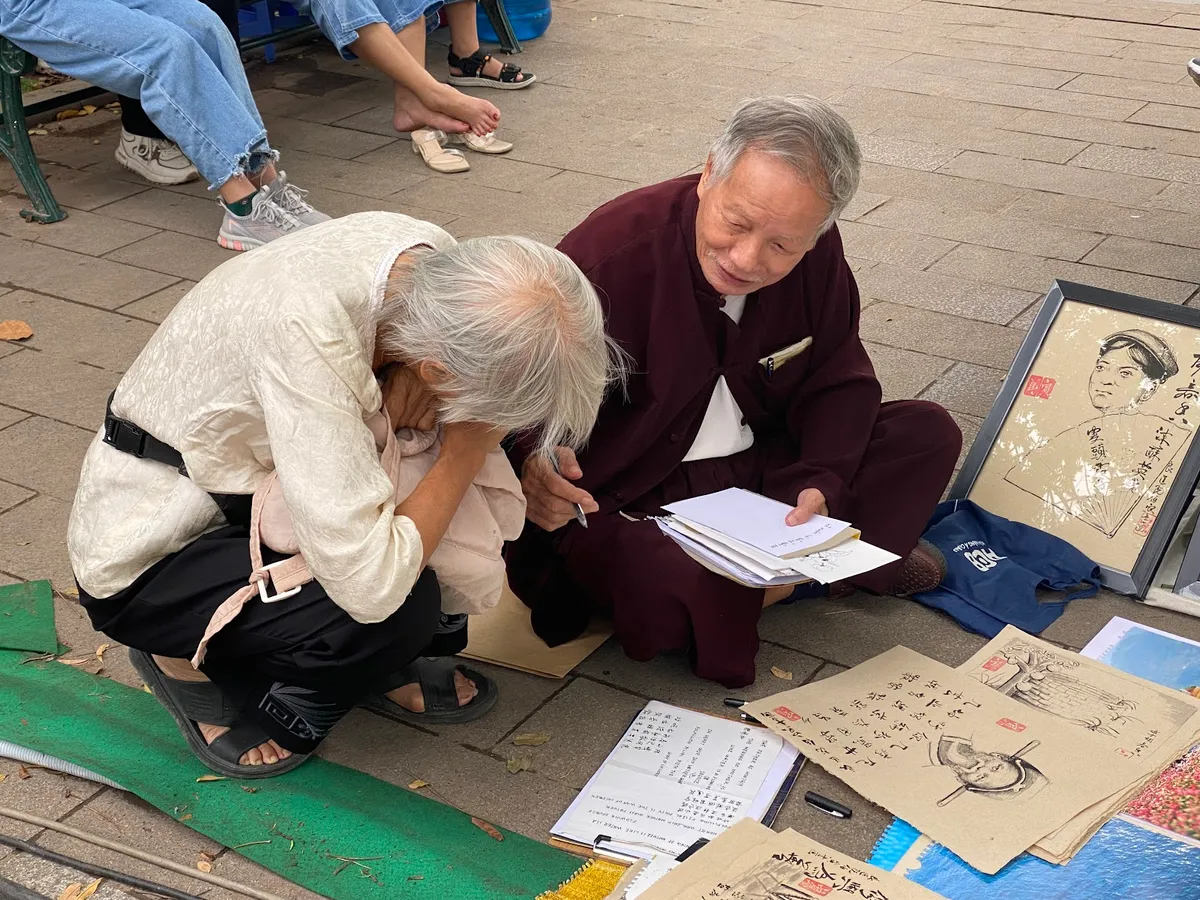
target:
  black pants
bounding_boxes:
[79,524,465,752]
[118,0,241,140]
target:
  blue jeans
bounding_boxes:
[0,0,274,189]
[293,0,471,60]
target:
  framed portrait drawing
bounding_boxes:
[951,281,1200,597]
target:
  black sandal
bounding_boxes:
[361,657,498,725]
[130,650,307,779]
[447,48,536,90]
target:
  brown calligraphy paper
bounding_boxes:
[743,647,1144,874]
[639,819,944,900]
[959,626,1200,862]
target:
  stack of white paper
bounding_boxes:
[658,488,899,587]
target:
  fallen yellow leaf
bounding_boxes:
[770,666,793,681]
[27,128,48,136]
[142,684,152,693]
[95,643,110,662]
[512,732,550,747]
[61,588,79,601]
[0,320,33,341]
[471,817,503,842]
[407,779,428,790]
[55,108,82,120]
[196,860,212,873]
[0,773,6,784]
[58,658,91,667]
[17,765,30,780]
[81,105,97,115]
[505,756,531,774]
[75,879,101,900]
[195,775,225,782]
[57,883,82,900]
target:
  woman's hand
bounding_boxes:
[381,365,438,431]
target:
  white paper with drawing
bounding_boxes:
[663,489,858,558]
[743,646,1144,874]
[959,626,1200,861]
[551,701,800,859]
[638,819,944,900]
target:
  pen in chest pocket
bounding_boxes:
[759,336,813,377]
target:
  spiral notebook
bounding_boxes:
[550,701,803,862]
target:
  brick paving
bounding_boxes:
[6,0,1200,894]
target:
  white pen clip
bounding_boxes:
[759,336,813,377]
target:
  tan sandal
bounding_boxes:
[411,128,470,173]
[448,131,514,155]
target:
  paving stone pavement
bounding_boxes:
[6,0,1200,895]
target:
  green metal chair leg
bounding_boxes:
[479,0,522,55]
[0,38,67,224]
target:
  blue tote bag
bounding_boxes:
[912,499,1100,638]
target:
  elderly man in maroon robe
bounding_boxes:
[505,96,962,688]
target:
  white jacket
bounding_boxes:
[68,212,491,624]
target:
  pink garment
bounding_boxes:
[192,409,525,667]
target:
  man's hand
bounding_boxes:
[522,448,600,531]
[381,365,438,431]
[786,488,829,526]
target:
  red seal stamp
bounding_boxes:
[982,655,1007,672]
[799,879,832,896]
[997,718,1027,733]
[1024,375,1056,399]
[773,706,801,722]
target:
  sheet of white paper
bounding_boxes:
[658,520,802,585]
[663,488,853,558]
[670,517,800,573]
[788,538,901,584]
[552,701,800,859]
[1082,616,1200,660]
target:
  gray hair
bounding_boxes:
[708,95,862,233]
[377,236,625,454]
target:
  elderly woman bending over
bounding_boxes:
[68,212,618,778]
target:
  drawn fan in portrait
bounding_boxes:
[953,282,1200,595]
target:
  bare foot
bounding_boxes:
[196,722,292,767]
[393,84,472,134]
[423,83,501,137]
[385,670,477,713]
[151,654,292,767]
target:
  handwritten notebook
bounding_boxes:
[550,701,802,861]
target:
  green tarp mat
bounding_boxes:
[0,581,57,654]
[0,649,579,898]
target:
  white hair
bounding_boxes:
[377,236,626,454]
[708,95,862,233]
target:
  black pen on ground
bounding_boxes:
[804,791,853,820]
[723,697,762,725]
[549,453,588,529]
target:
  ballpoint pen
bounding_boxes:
[549,453,588,529]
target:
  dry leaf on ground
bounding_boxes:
[61,588,79,601]
[512,732,551,747]
[770,666,793,681]
[59,658,92,667]
[57,884,82,900]
[75,880,101,900]
[0,773,6,784]
[471,817,503,841]
[505,756,531,774]
[196,774,225,782]
[17,765,30,780]
[27,128,48,136]
[196,860,212,873]
[94,643,110,662]
[0,320,34,341]
[407,779,428,790]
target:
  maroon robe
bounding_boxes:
[506,176,961,687]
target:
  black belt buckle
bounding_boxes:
[104,416,147,457]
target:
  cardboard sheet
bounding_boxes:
[744,647,1144,874]
[639,819,944,900]
[959,626,1200,862]
[459,583,612,679]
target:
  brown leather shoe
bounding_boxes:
[886,539,947,596]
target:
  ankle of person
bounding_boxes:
[223,191,257,217]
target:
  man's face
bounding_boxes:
[954,753,1023,790]
[1089,346,1156,412]
[694,151,832,296]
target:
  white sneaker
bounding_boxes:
[114,129,199,185]
[268,171,331,227]
[217,184,305,251]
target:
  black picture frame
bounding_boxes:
[949,280,1200,597]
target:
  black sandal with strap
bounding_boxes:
[360,657,498,725]
[447,48,536,90]
[130,650,307,779]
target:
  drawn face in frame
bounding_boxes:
[951,282,1200,595]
